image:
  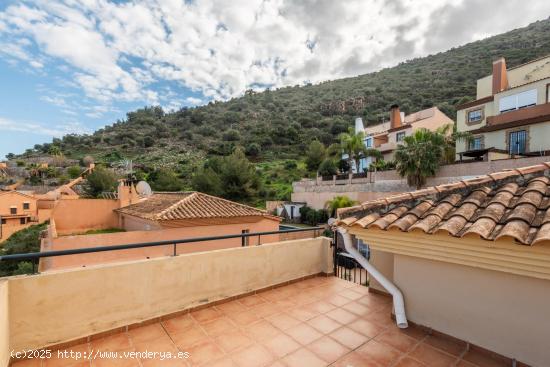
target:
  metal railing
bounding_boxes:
[0,226,325,273]
[332,233,368,286]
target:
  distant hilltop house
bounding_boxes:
[456,55,550,161]
[353,105,454,172]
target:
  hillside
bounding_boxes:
[9,17,550,204]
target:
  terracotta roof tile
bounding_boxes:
[388,214,419,231]
[435,216,468,236]
[488,191,515,207]
[496,220,531,244]
[341,217,358,226]
[116,192,279,222]
[532,222,550,244]
[369,214,400,230]
[516,164,548,176]
[408,214,442,233]
[448,203,478,220]
[408,200,434,217]
[425,202,454,219]
[338,161,550,246]
[354,213,380,228]
[462,217,497,239]
[462,189,489,207]
[476,203,507,222]
[488,169,520,181]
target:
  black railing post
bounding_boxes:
[173,243,177,256]
[258,234,261,245]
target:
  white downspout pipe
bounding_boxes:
[337,227,408,328]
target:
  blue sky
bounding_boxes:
[1,0,550,159]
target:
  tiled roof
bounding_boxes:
[116,192,280,221]
[337,163,550,245]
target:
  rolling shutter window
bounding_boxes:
[517,89,537,109]
[499,89,537,112]
[499,95,516,112]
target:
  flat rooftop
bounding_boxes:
[13,277,509,367]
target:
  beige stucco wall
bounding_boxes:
[7,237,332,352]
[52,199,119,235]
[368,249,393,294]
[0,280,9,367]
[44,218,281,271]
[120,214,162,231]
[393,255,550,367]
[457,120,550,156]
[291,190,403,210]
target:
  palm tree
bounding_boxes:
[324,196,358,217]
[394,128,446,190]
[436,123,473,164]
[338,128,381,172]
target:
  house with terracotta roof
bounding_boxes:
[335,162,550,366]
[354,105,454,171]
[40,191,282,271]
[456,55,550,161]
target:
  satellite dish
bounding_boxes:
[136,181,153,197]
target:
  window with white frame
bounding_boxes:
[499,89,537,113]
[365,137,373,148]
[396,131,406,142]
[547,84,550,103]
[467,109,482,123]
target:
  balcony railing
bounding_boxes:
[0,226,324,273]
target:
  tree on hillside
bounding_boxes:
[318,159,337,177]
[48,145,62,156]
[394,128,445,190]
[191,167,223,196]
[220,148,260,200]
[324,196,358,218]
[67,165,82,179]
[149,169,182,191]
[83,167,118,198]
[192,148,260,201]
[338,128,381,173]
[305,140,326,172]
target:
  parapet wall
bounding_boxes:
[5,237,333,353]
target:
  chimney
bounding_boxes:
[354,117,365,134]
[117,179,139,208]
[390,104,402,129]
[492,57,509,94]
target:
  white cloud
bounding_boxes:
[185,97,202,105]
[1,0,550,107]
[0,117,90,137]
